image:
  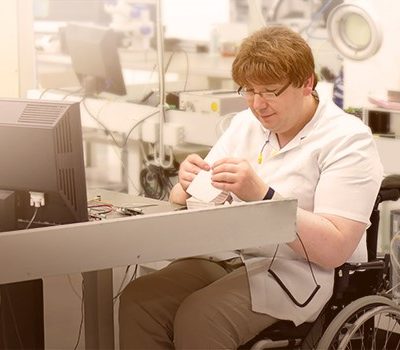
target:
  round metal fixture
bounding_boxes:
[327,2,382,60]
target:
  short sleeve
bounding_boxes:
[314,131,383,224]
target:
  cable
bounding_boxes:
[25,207,39,229]
[113,265,139,313]
[141,49,190,106]
[67,275,82,300]
[113,265,131,303]
[267,232,320,307]
[140,154,179,200]
[38,87,85,100]
[140,52,175,104]
[61,87,85,101]
[139,63,158,103]
[113,265,139,303]
[73,279,84,350]
[153,144,174,169]
[122,111,159,149]
[294,232,320,287]
[82,98,159,149]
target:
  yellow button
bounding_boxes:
[211,102,218,112]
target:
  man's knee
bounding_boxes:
[119,275,164,324]
[174,291,232,348]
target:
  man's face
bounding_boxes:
[243,79,311,140]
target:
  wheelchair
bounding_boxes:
[241,174,400,350]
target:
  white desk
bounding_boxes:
[0,193,297,349]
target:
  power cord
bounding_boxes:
[26,192,45,229]
[113,265,139,304]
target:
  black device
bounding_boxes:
[65,23,127,96]
[0,98,88,227]
[368,110,390,134]
[0,98,89,349]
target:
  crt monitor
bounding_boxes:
[0,98,88,230]
[64,23,127,96]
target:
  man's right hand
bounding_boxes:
[178,153,210,191]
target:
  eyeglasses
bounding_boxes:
[238,81,291,101]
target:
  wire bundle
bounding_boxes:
[140,158,179,200]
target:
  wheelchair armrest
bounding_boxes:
[381,174,400,190]
[345,260,385,271]
[334,256,389,301]
[378,188,400,203]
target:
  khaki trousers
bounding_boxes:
[119,258,277,349]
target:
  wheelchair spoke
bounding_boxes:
[316,296,400,350]
[337,305,400,349]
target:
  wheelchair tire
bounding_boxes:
[317,295,400,349]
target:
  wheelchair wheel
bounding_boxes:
[317,295,400,349]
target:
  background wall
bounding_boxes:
[343,0,400,108]
[0,0,35,98]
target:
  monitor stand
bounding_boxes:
[0,190,44,350]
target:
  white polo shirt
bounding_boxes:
[203,87,383,325]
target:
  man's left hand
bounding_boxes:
[211,157,268,201]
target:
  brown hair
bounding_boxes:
[232,26,317,89]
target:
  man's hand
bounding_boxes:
[178,153,210,191]
[211,157,268,201]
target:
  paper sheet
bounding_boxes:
[186,170,229,203]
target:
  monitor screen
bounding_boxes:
[64,23,127,96]
[0,98,88,230]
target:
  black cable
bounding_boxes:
[113,265,139,302]
[113,265,131,303]
[295,231,320,286]
[267,232,321,308]
[140,158,179,200]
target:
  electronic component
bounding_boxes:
[179,89,247,116]
[119,207,144,216]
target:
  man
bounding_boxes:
[119,26,383,349]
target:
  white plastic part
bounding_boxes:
[29,191,45,207]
